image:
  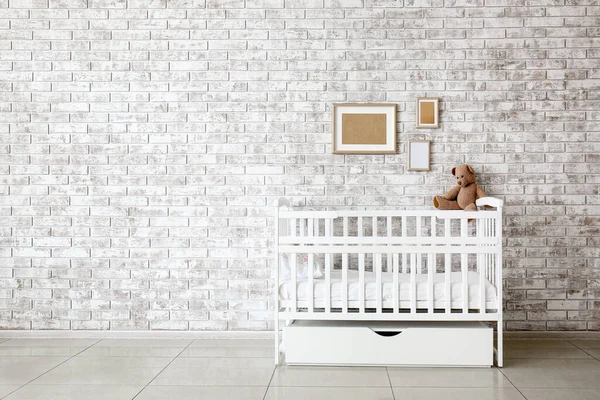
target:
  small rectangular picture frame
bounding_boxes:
[416,97,439,128]
[408,140,431,172]
[332,103,397,154]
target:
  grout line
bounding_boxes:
[130,339,195,400]
[385,367,396,400]
[496,363,529,400]
[0,339,103,400]
[568,340,600,363]
[262,362,277,400]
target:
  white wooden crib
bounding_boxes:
[275,197,504,367]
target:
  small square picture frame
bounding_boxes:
[416,97,439,128]
[408,140,431,172]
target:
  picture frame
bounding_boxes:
[408,140,431,171]
[415,97,439,128]
[332,103,397,154]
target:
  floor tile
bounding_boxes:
[151,357,274,386]
[570,340,600,349]
[93,339,192,348]
[0,339,98,348]
[189,339,272,348]
[78,346,182,358]
[519,388,600,400]
[504,346,592,359]
[265,386,394,400]
[179,346,272,358]
[392,387,525,400]
[271,366,390,387]
[0,346,87,357]
[387,367,512,387]
[3,385,143,400]
[501,359,600,388]
[0,385,20,398]
[583,349,600,359]
[32,356,170,386]
[503,340,578,349]
[135,385,266,400]
[0,357,68,385]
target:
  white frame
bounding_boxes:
[332,103,397,154]
[275,197,504,367]
[416,97,439,128]
[408,140,430,171]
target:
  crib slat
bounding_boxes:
[392,253,399,314]
[343,217,348,313]
[410,253,417,313]
[291,218,297,237]
[358,216,363,237]
[373,216,377,237]
[399,199,405,280]
[291,252,297,313]
[417,248,422,274]
[299,218,305,236]
[445,219,451,314]
[359,253,365,313]
[375,253,382,313]
[462,252,468,313]
[461,218,468,313]
[308,253,314,313]
[480,219,488,314]
[491,218,496,286]
[428,253,434,313]
[325,220,332,313]
[307,219,314,313]
[429,216,436,313]
[489,218,494,285]
[387,216,392,275]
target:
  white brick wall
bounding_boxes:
[1,0,599,332]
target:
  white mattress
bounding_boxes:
[279,270,497,309]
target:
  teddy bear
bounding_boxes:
[433,164,487,211]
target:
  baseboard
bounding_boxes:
[503,331,600,340]
[0,330,273,340]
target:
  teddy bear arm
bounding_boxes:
[442,186,460,200]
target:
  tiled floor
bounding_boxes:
[0,338,598,399]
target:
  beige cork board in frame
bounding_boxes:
[332,103,397,154]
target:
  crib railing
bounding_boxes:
[275,197,503,322]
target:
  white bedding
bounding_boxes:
[279,270,497,309]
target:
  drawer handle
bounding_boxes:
[373,331,402,337]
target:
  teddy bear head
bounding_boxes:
[452,164,476,188]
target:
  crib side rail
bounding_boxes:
[276,199,503,320]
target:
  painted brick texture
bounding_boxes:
[0,0,599,331]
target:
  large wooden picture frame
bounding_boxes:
[416,97,439,128]
[332,103,397,154]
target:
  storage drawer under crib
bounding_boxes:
[283,320,493,367]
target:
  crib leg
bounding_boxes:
[496,320,503,368]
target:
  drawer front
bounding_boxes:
[284,325,493,366]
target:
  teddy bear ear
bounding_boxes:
[467,165,475,174]
[451,167,456,176]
